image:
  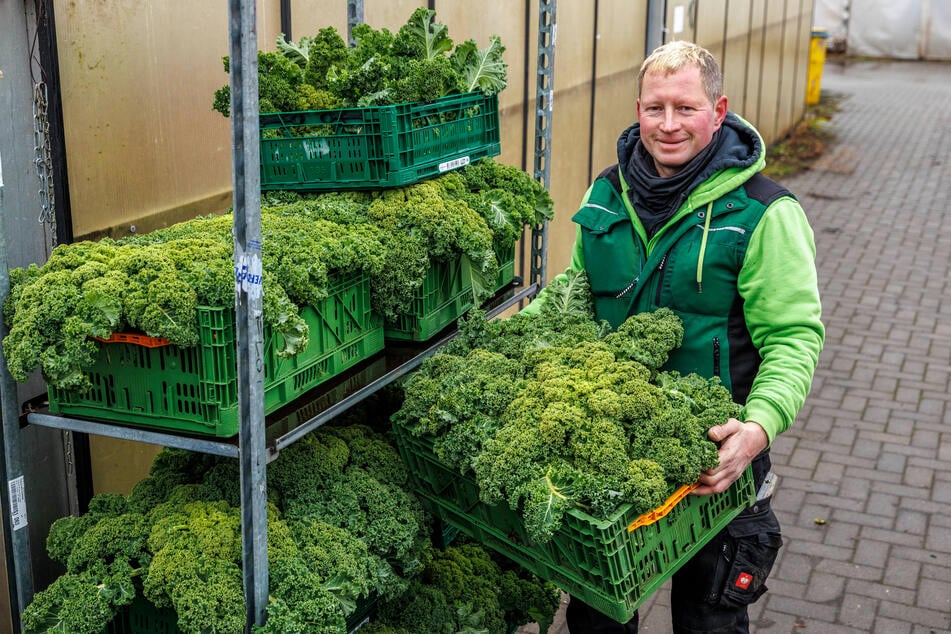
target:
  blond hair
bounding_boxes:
[637,40,723,104]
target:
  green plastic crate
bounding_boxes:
[392,423,756,623]
[49,272,383,437]
[383,255,474,342]
[104,597,178,634]
[495,243,516,291]
[259,92,501,191]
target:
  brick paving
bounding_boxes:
[528,59,951,633]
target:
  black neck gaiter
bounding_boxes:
[624,127,727,238]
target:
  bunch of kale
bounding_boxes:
[213,7,507,116]
[394,272,738,543]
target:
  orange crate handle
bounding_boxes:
[627,482,699,532]
[92,333,172,348]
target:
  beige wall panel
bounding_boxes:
[591,73,637,180]
[723,0,754,117]
[89,437,161,496]
[56,1,224,237]
[590,0,645,181]
[52,0,293,239]
[544,81,595,283]
[438,0,530,120]
[793,1,813,119]
[726,0,755,40]
[775,1,803,139]
[281,1,432,43]
[534,2,595,282]
[363,0,427,32]
[695,0,729,53]
[551,2,596,92]
[741,2,767,136]
[288,0,349,38]
[498,101,530,173]
[755,10,787,143]
[595,0,648,78]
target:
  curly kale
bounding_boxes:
[3,264,117,390]
[322,423,409,486]
[141,499,248,634]
[29,419,437,634]
[21,570,121,634]
[393,348,526,473]
[447,159,553,252]
[213,49,338,117]
[269,426,430,582]
[3,207,385,389]
[215,7,506,115]
[266,430,350,505]
[24,493,152,634]
[397,291,736,543]
[372,541,560,634]
[268,174,507,323]
[259,556,348,634]
[602,306,685,373]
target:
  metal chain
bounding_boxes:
[33,81,57,250]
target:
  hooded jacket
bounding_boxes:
[526,113,824,445]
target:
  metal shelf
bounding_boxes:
[22,282,538,461]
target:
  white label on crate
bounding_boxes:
[8,476,27,531]
[439,156,470,173]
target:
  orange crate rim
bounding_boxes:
[627,482,700,532]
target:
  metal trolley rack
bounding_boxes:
[0,0,557,630]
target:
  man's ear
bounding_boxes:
[714,95,729,128]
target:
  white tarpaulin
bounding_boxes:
[813,0,951,59]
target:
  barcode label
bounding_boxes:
[438,156,470,173]
[8,476,27,530]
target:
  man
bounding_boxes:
[526,41,824,632]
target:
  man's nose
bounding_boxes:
[660,108,679,131]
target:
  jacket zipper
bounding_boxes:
[654,254,668,305]
[712,337,721,377]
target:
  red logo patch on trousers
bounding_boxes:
[734,572,753,590]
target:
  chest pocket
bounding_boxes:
[660,210,750,315]
[573,204,643,300]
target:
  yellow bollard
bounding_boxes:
[806,28,829,106]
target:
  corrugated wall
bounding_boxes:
[45,0,811,493]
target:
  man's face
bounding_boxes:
[636,64,728,178]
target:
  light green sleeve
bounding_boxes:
[739,197,825,444]
[519,225,586,315]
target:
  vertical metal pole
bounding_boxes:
[530,0,556,291]
[0,154,34,630]
[347,0,365,46]
[280,0,292,41]
[646,0,667,54]
[587,0,600,181]
[227,0,268,628]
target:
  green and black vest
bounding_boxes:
[572,165,792,405]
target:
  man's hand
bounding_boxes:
[693,418,768,495]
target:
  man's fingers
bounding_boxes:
[707,417,741,442]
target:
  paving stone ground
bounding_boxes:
[524,58,951,634]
